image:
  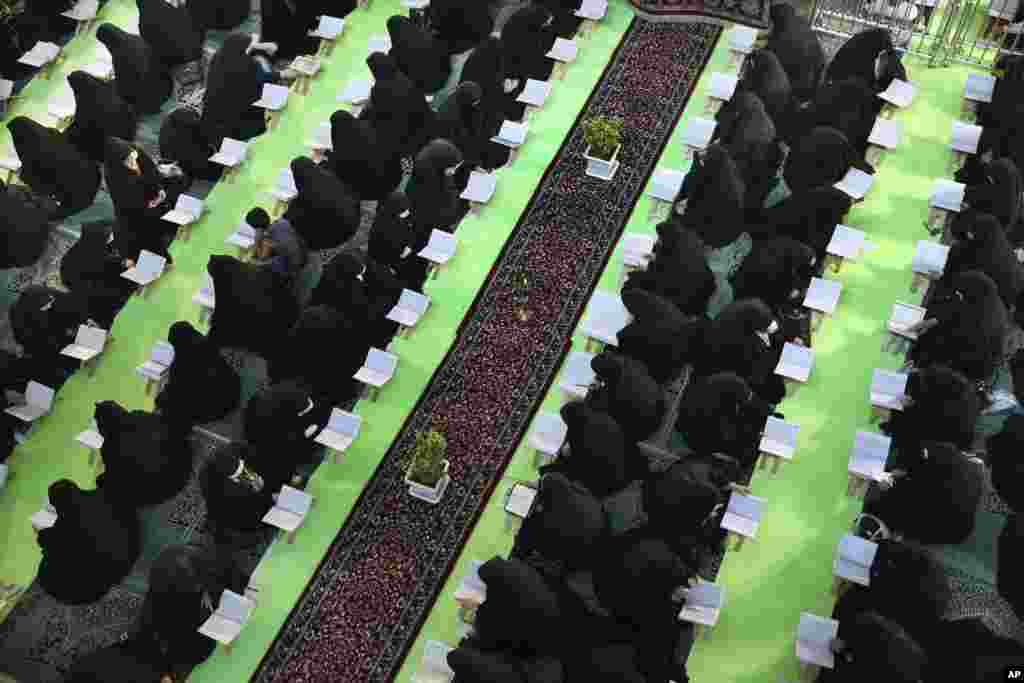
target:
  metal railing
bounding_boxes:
[809,0,1024,67]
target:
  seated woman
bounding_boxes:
[986,415,1024,511]
[738,49,794,134]
[367,191,416,273]
[243,380,330,490]
[939,210,1022,308]
[746,185,853,258]
[155,321,241,426]
[765,2,826,103]
[834,539,950,646]
[387,15,451,95]
[524,472,607,570]
[909,270,1008,385]
[199,442,275,541]
[64,71,138,164]
[0,180,56,270]
[10,285,90,385]
[461,36,525,125]
[644,454,732,561]
[205,255,300,358]
[246,207,308,291]
[37,479,140,605]
[66,640,165,683]
[473,557,563,654]
[17,1,76,45]
[678,372,772,468]
[259,0,352,62]
[407,139,467,234]
[437,81,510,176]
[695,299,787,404]
[624,222,716,317]
[783,127,857,195]
[201,34,270,145]
[361,52,438,160]
[187,0,251,32]
[160,108,223,183]
[309,251,371,315]
[428,0,494,56]
[96,24,172,115]
[500,5,557,83]
[103,138,181,261]
[325,110,403,201]
[59,221,136,328]
[865,441,983,545]
[731,237,817,311]
[95,400,193,510]
[592,535,695,629]
[549,400,630,498]
[957,157,1023,230]
[268,305,368,408]
[537,0,585,39]
[712,91,783,209]
[880,364,980,457]
[823,28,907,95]
[619,286,696,362]
[8,117,100,218]
[801,78,879,158]
[823,611,927,683]
[134,545,246,681]
[589,351,665,445]
[283,157,361,251]
[137,0,204,68]
[677,144,747,248]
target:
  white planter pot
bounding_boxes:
[406,459,450,504]
[584,144,621,181]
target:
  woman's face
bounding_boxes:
[124,149,140,175]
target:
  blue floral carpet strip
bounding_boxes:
[252,18,721,683]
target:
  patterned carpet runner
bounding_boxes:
[253,19,721,683]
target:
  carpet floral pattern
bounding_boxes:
[628,0,772,28]
[252,19,721,683]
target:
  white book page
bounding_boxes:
[505,483,536,517]
[518,79,551,106]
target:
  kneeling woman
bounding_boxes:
[37,479,140,605]
[155,321,242,427]
[199,443,275,542]
[95,401,193,510]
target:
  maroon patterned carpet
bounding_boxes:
[252,19,721,682]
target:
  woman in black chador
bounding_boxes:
[199,442,275,541]
[96,23,172,115]
[59,221,136,329]
[283,157,361,251]
[387,15,450,95]
[94,400,193,510]
[201,33,268,145]
[137,0,204,68]
[0,179,56,270]
[64,70,138,164]
[155,321,241,426]
[325,110,402,201]
[205,254,300,358]
[36,479,140,605]
[8,116,100,218]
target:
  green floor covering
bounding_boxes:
[0,1,634,681]
[683,56,982,683]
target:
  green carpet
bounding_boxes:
[683,56,978,683]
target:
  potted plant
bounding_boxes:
[405,429,450,504]
[582,115,623,181]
